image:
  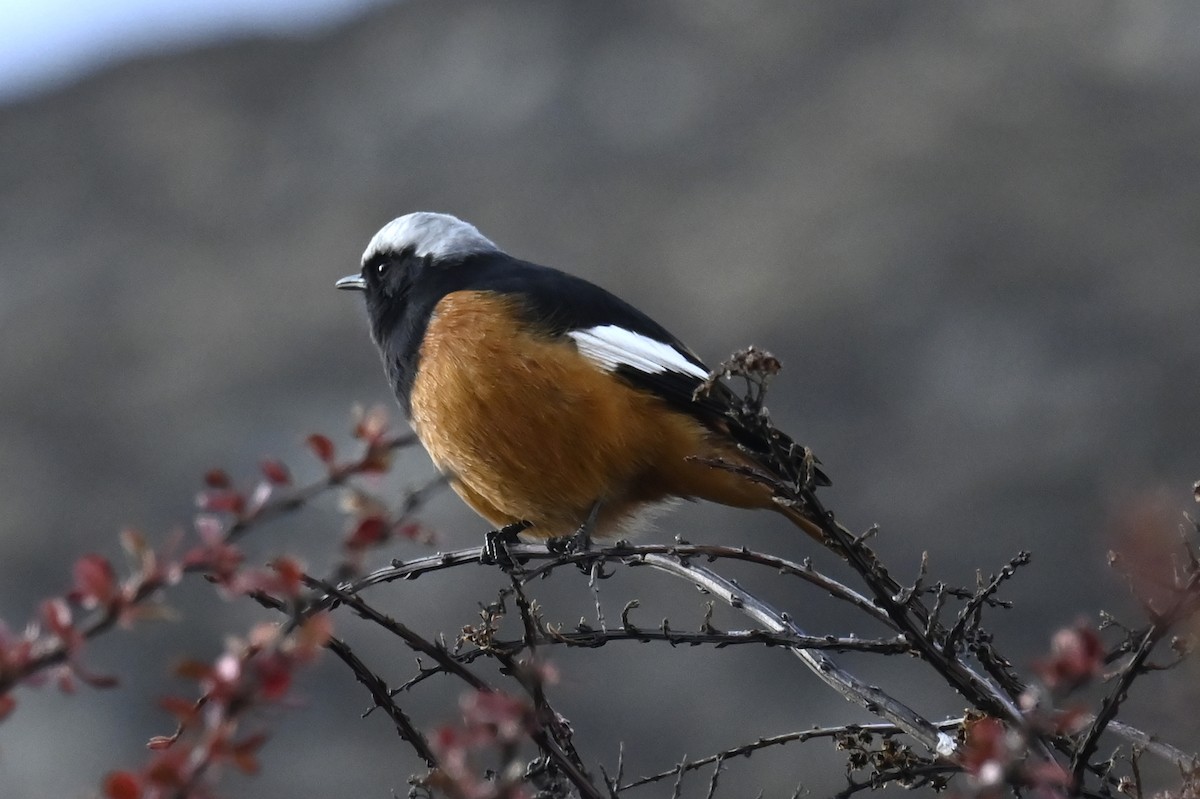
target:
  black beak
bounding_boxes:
[336,274,366,291]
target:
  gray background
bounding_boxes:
[1,2,1198,796]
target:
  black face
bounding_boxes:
[362,245,422,300]
[360,246,435,335]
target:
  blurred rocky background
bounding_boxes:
[2,2,1199,796]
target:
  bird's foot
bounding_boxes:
[546,503,602,569]
[482,521,531,569]
[546,529,592,556]
[546,528,599,577]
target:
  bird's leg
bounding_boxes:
[548,501,602,556]
[482,520,531,568]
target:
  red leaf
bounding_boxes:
[960,717,1008,776]
[159,695,199,721]
[71,554,118,608]
[254,652,292,700]
[145,750,188,788]
[346,516,389,550]
[196,489,246,515]
[352,405,390,444]
[182,537,243,584]
[358,444,394,474]
[75,667,119,689]
[1051,706,1090,735]
[203,469,233,489]
[232,748,260,774]
[1035,623,1104,690]
[461,689,531,742]
[433,724,463,753]
[294,612,333,660]
[270,557,305,598]
[103,771,142,799]
[260,458,291,486]
[119,529,149,560]
[395,521,432,543]
[41,598,74,638]
[306,434,336,465]
[1024,760,1074,792]
[231,732,268,774]
[0,693,15,722]
[173,660,212,682]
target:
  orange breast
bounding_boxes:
[409,291,774,538]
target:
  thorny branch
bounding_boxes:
[0,430,422,696]
[618,718,967,791]
[1070,569,1200,780]
[5,363,1199,798]
[241,506,1198,793]
[255,533,1196,797]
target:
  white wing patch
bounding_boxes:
[568,325,708,378]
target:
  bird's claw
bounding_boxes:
[482,521,530,569]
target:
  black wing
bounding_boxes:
[459,255,723,411]
[451,253,830,485]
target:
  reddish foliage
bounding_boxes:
[229,558,308,600]
[183,521,244,588]
[0,621,34,701]
[1109,497,1184,610]
[522,657,559,687]
[395,521,434,545]
[353,406,395,472]
[429,690,536,798]
[39,596,111,691]
[71,555,119,610]
[1024,760,1073,798]
[359,446,394,475]
[110,615,332,798]
[352,404,390,445]
[143,748,189,790]
[2,412,413,793]
[196,489,246,516]
[292,612,333,661]
[306,433,336,465]
[159,693,201,723]
[960,717,1009,784]
[462,689,535,743]
[346,516,390,550]
[41,598,74,641]
[226,732,268,775]
[173,659,212,682]
[102,771,143,799]
[259,458,291,486]
[1034,623,1104,691]
[266,557,306,599]
[253,651,293,701]
[145,735,177,752]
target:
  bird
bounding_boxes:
[336,212,828,549]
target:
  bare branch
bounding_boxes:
[1071,571,1200,779]
[627,552,958,757]
[619,719,966,792]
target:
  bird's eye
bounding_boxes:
[376,261,389,276]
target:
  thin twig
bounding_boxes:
[1071,571,1200,779]
[227,433,418,541]
[629,552,957,757]
[944,551,1031,657]
[619,719,966,791]
[325,634,439,768]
